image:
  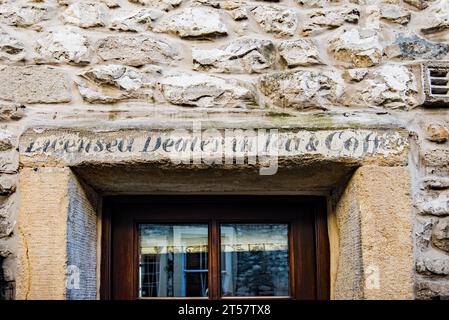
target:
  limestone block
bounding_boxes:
[251,5,298,38]
[110,8,162,32]
[154,8,228,39]
[416,194,449,216]
[404,0,433,10]
[423,177,449,190]
[426,123,449,143]
[0,174,16,195]
[129,0,183,11]
[192,0,244,10]
[0,216,13,238]
[192,38,276,74]
[380,4,411,25]
[295,0,342,8]
[416,256,449,276]
[259,69,344,110]
[35,28,91,65]
[76,64,159,103]
[62,2,110,28]
[0,130,13,152]
[159,72,256,108]
[96,35,181,66]
[418,1,449,34]
[0,3,52,28]
[329,28,382,68]
[302,6,360,36]
[416,217,435,251]
[345,68,368,81]
[416,279,449,299]
[279,39,324,67]
[0,29,25,62]
[347,64,418,109]
[422,148,449,168]
[432,217,449,252]
[0,104,25,122]
[0,66,71,104]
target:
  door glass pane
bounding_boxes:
[139,224,208,298]
[220,224,289,297]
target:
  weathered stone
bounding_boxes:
[426,123,449,143]
[0,247,11,258]
[329,28,382,68]
[0,215,14,237]
[349,64,418,109]
[433,217,449,252]
[295,0,342,8]
[423,177,449,190]
[192,38,276,74]
[416,194,449,216]
[259,69,344,110]
[416,279,449,299]
[110,9,162,32]
[416,217,435,251]
[302,6,360,36]
[0,104,25,122]
[0,29,25,62]
[58,0,120,8]
[0,174,16,196]
[419,1,449,34]
[0,3,51,28]
[0,130,12,152]
[0,151,18,174]
[129,0,183,11]
[96,35,180,67]
[231,7,248,20]
[251,5,298,38]
[404,0,432,10]
[386,33,449,60]
[35,28,91,65]
[279,39,324,67]
[77,64,159,104]
[193,0,243,10]
[423,148,449,168]
[0,66,71,104]
[158,72,257,108]
[346,68,368,82]
[154,8,228,39]
[380,4,411,25]
[416,256,449,276]
[62,2,110,28]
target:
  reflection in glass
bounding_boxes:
[220,224,289,297]
[139,224,208,297]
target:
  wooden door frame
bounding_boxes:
[100,195,330,300]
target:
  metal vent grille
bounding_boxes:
[424,62,449,106]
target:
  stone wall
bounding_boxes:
[0,0,448,299]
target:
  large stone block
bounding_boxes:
[329,28,382,68]
[159,72,257,108]
[0,66,71,104]
[95,35,180,67]
[433,217,449,252]
[416,256,449,276]
[333,166,413,299]
[192,38,276,74]
[0,3,52,28]
[302,5,360,36]
[259,69,344,110]
[62,2,110,28]
[251,5,298,38]
[154,8,228,38]
[35,28,91,65]
[279,39,324,67]
[76,64,159,103]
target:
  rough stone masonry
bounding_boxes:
[0,0,448,299]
